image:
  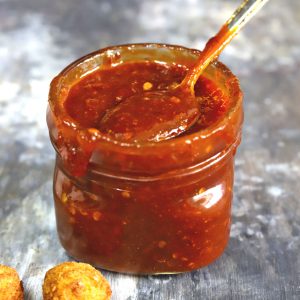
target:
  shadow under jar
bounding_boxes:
[47,44,243,274]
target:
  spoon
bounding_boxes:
[100,0,269,142]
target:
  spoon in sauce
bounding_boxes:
[100,0,269,142]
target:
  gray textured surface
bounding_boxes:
[0,0,300,299]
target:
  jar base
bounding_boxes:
[59,237,229,275]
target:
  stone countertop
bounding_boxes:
[0,0,299,299]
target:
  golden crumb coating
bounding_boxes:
[0,264,24,300]
[42,262,111,300]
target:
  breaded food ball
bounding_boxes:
[0,264,24,300]
[43,262,111,300]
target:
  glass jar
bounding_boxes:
[47,44,243,274]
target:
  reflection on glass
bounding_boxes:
[192,184,224,209]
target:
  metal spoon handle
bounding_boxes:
[227,0,269,30]
[181,0,269,89]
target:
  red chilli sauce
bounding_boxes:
[47,44,243,274]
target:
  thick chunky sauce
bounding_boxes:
[65,62,228,139]
[49,52,242,274]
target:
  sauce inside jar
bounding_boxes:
[65,61,228,141]
[49,44,243,274]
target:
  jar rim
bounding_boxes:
[48,43,243,152]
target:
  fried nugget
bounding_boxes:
[0,264,24,300]
[43,262,111,300]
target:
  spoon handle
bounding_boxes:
[181,0,269,89]
[227,0,269,30]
